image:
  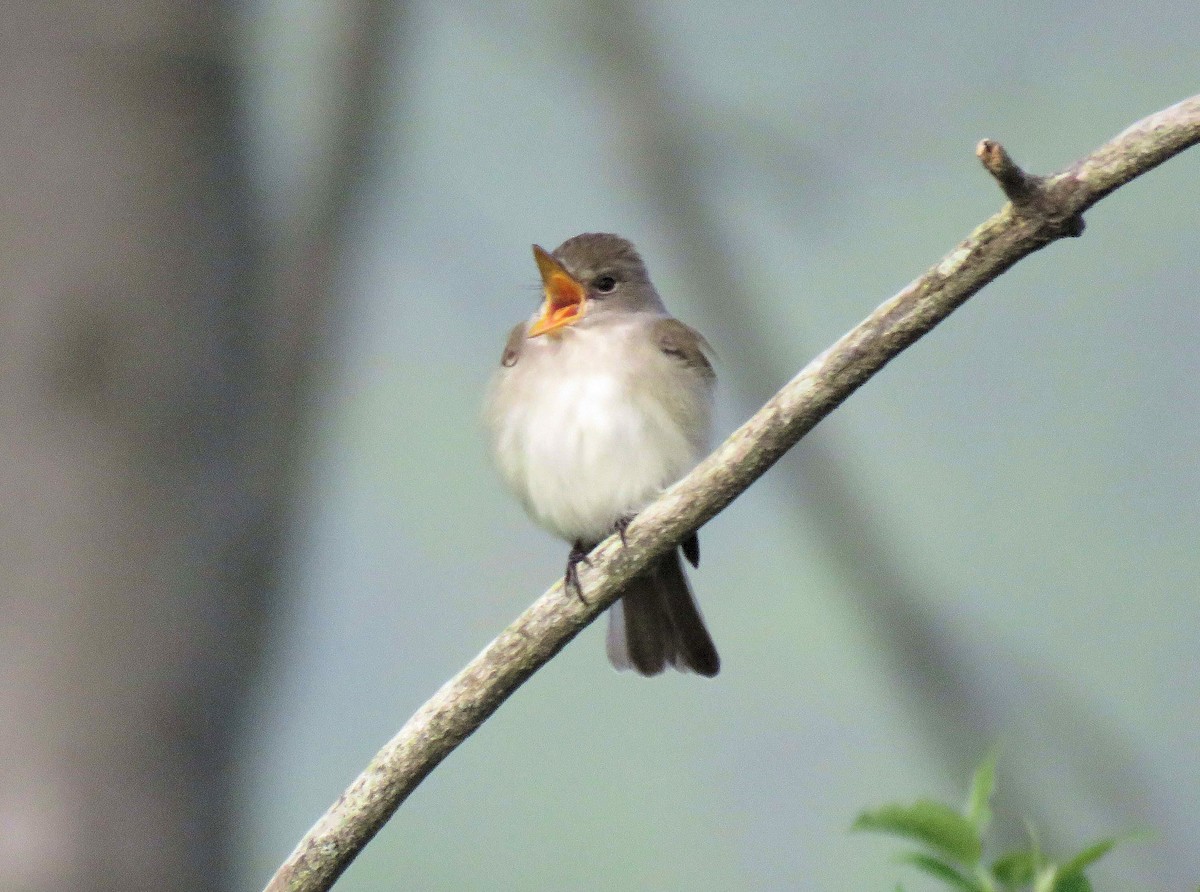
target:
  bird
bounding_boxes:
[485,233,720,676]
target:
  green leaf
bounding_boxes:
[1058,837,1119,876]
[897,853,983,892]
[965,750,997,833]
[991,848,1039,886]
[1032,865,1057,892]
[1051,871,1092,892]
[853,800,982,865]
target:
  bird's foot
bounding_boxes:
[565,541,591,604]
[613,513,635,548]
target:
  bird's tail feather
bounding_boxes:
[605,548,719,677]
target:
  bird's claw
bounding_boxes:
[613,514,635,548]
[565,541,591,604]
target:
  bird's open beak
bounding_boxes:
[527,244,586,337]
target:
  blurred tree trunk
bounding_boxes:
[0,5,308,889]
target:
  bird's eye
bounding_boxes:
[592,275,617,294]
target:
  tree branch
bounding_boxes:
[264,94,1200,892]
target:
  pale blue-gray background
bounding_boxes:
[234,3,1199,889]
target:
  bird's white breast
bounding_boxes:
[487,322,712,544]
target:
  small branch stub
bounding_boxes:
[977,138,1040,202]
[976,138,1086,237]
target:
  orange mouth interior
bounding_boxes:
[528,246,586,337]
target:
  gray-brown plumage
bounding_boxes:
[485,233,719,676]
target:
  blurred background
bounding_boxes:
[2,1,1197,890]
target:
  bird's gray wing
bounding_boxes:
[651,317,716,383]
[499,321,526,367]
